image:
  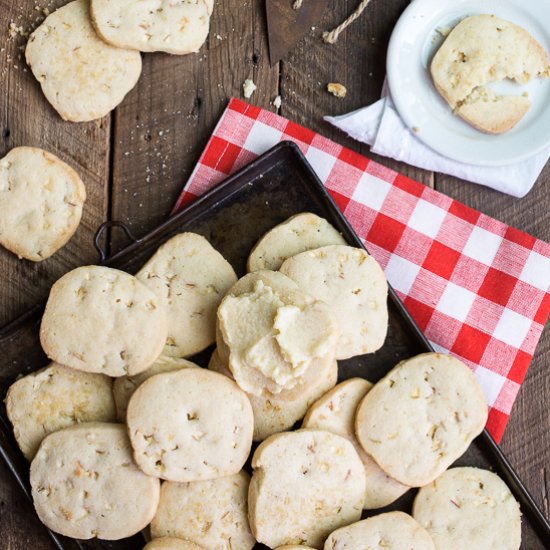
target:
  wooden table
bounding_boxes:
[0,0,548,547]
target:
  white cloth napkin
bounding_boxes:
[324,91,550,198]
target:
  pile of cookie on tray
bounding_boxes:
[5,213,522,549]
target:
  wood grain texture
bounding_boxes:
[0,0,548,548]
[0,0,110,327]
[109,0,279,251]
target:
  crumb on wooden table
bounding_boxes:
[327,82,347,98]
[243,78,257,99]
[273,95,282,109]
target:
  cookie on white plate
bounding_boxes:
[431,15,550,133]
[355,353,488,487]
[25,0,142,122]
[413,467,521,550]
[127,368,253,482]
[324,511,435,550]
[6,362,116,460]
[280,245,388,359]
[248,429,366,548]
[40,265,168,377]
[209,349,337,441]
[137,233,237,358]
[91,0,211,55]
[144,538,205,550]
[150,471,255,550]
[302,378,409,509]
[217,270,338,396]
[247,212,346,272]
[113,356,198,421]
[30,422,160,540]
[0,147,86,261]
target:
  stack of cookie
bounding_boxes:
[25,0,214,122]
[4,214,522,549]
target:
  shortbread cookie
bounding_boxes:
[150,471,255,549]
[413,467,521,550]
[113,356,198,421]
[6,362,115,460]
[249,429,366,548]
[275,547,316,550]
[144,538,205,550]
[91,0,211,55]
[355,353,488,487]
[302,378,409,509]
[30,423,160,540]
[40,266,167,377]
[431,15,550,133]
[127,368,253,481]
[247,213,346,272]
[324,511,436,550]
[280,245,388,359]
[137,233,237,357]
[217,271,338,396]
[25,0,142,122]
[0,147,86,261]
[209,349,337,441]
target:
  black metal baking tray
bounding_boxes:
[0,141,548,549]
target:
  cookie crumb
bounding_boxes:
[243,78,256,99]
[327,82,347,98]
[273,95,282,109]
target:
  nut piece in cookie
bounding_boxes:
[280,245,388,359]
[431,14,550,133]
[137,232,237,358]
[0,147,86,261]
[30,422,160,540]
[127,368,253,482]
[248,429,366,548]
[6,362,115,460]
[413,467,521,550]
[40,265,168,377]
[209,349,337,441]
[90,0,211,55]
[355,353,488,487]
[25,0,142,122]
[303,378,409,509]
[150,471,255,550]
[324,511,435,550]
[217,271,339,396]
[248,212,346,272]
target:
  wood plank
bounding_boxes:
[0,0,111,327]
[436,163,550,517]
[279,0,434,187]
[0,2,111,547]
[109,0,280,251]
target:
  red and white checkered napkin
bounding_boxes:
[174,98,550,443]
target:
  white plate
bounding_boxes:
[386,0,550,166]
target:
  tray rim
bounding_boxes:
[0,140,548,548]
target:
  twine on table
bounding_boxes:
[323,0,373,44]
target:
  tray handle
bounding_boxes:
[93,221,139,264]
